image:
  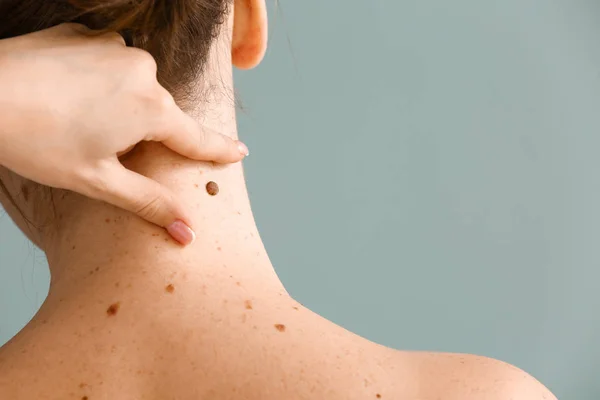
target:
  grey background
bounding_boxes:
[2,0,599,398]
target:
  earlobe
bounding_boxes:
[231,0,268,70]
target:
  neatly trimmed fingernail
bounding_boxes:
[236,140,249,156]
[166,220,196,245]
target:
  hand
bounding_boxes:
[0,23,249,245]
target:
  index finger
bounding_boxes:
[150,106,249,164]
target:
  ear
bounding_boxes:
[231,0,268,70]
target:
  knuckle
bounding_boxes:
[129,48,158,74]
[100,31,126,46]
[76,164,109,198]
[133,195,164,221]
[58,22,90,34]
[155,87,176,112]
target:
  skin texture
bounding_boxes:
[0,0,557,399]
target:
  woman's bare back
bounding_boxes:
[0,252,555,400]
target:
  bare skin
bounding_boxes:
[0,2,556,399]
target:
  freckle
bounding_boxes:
[79,383,87,388]
[165,284,175,293]
[115,282,120,288]
[206,181,219,196]
[72,245,76,250]
[236,281,241,286]
[106,302,121,316]
[164,238,169,242]
[151,233,159,237]
[244,300,253,310]
[127,283,132,288]
[237,211,242,215]
[376,394,382,399]
[217,247,222,251]
[105,218,110,223]
[42,319,48,324]
[274,324,286,332]
[82,397,89,400]
[194,184,199,188]
[21,184,29,201]
[89,270,94,275]
[95,267,99,272]
[292,306,299,311]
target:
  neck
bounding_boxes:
[42,107,284,298]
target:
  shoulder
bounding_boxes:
[391,351,556,400]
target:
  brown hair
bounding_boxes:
[0,0,231,231]
[0,0,231,100]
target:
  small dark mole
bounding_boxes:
[206,181,219,196]
[244,300,253,310]
[42,319,48,324]
[95,266,100,272]
[165,284,175,293]
[376,394,382,399]
[292,306,299,311]
[274,324,286,332]
[72,245,76,250]
[21,184,29,202]
[82,397,89,400]
[106,302,121,316]
[89,270,94,275]
[105,218,110,223]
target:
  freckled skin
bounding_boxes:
[106,302,120,316]
[206,181,219,196]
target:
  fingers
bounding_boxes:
[150,105,249,164]
[81,160,196,245]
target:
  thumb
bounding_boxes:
[82,161,196,245]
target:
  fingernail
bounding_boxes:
[236,140,250,156]
[166,220,196,245]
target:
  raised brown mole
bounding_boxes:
[274,324,286,332]
[106,302,121,316]
[376,394,382,398]
[206,181,219,196]
[165,284,175,293]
